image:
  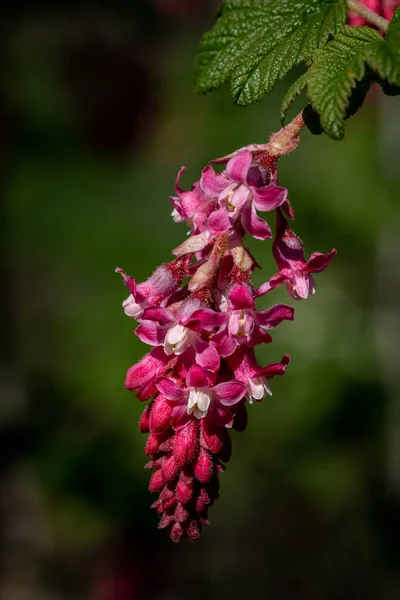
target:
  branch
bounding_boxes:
[347,0,389,33]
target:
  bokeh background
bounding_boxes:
[2,2,400,599]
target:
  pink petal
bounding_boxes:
[121,273,137,295]
[256,304,294,328]
[170,403,191,430]
[306,249,337,273]
[207,207,231,234]
[137,264,178,304]
[181,187,209,220]
[248,327,272,346]
[135,322,168,346]
[174,165,187,195]
[125,347,169,393]
[186,308,226,332]
[273,211,305,267]
[156,377,185,402]
[213,380,247,406]
[207,400,234,427]
[293,273,310,299]
[176,346,196,379]
[194,338,220,371]
[212,329,237,358]
[256,273,287,297]
[228,282,255,310]
[241,204,272,240]
[170,196,185,221]
[226,346,259,380]
[252,184,287,212]
[258,355,290,378]
[200,165,229,196]
[229,184,250,210]
[141,306,175,325]
[228,312,240,336]
[177,297,202,324]
[226,150,252,183]
[186,364,210,388]
[243,313,254,335]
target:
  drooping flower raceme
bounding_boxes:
[117,114,336,542]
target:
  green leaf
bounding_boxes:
[364,6,400,87]
[280,72,308,123]
[306,26,382,139]
[195,0,347,106]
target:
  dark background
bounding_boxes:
[2,1,400,598]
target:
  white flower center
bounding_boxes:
[122,294,145,319]
[187,388,211,419]
[164,324,195,355]
[229,310,253,338]
[171,207,182,223]
[245,377,271,403]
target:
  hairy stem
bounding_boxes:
[347,0,389,32]
[266,111,305,158]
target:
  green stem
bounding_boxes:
[347,0,389,32]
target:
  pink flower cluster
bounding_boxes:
[117,120,336,542]
[348,0,399,26]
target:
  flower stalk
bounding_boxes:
[347,0,390,31]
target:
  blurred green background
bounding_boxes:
[2,2,400,599]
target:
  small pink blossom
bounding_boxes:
[156,364,246,426]
[125,347,172,401]
[136,297,224,371]
[212,281,294,357]
[170,166,216,233]
[257,210,336,300]
[201,150,288,240]
[116,259,186,319]
[228,346,290,403]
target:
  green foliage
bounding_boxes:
[195,0,347,106]
[364,6,400,86]
[305,26,382,139]
[196,1,400,141]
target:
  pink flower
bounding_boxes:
[125,347,172,401]
[170,166,216,233]
[156,364,246,426]
[212,281,294,357]
[116,259,187,319]
[228,346,290,403]
[135,297,225,371]
[201,150,288,240]
[257,210,336,300]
